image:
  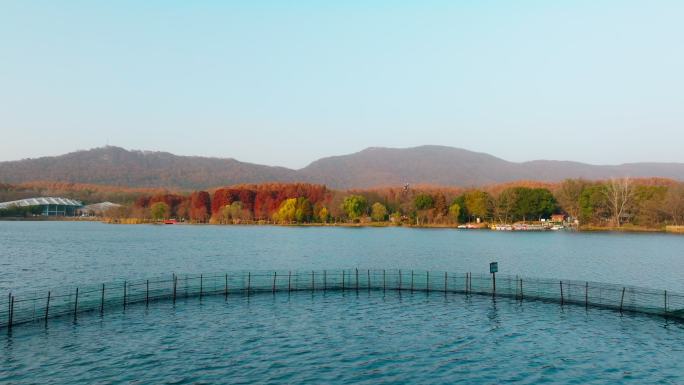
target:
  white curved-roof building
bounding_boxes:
[0,197,82,216]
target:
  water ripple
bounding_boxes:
[2,292,683,384]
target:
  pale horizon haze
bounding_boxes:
[1,0,683,168]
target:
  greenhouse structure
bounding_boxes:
[0,197,83,217]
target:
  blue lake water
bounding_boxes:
[1,222,684,293]
[3,292,684,384]
[1,222,684,384]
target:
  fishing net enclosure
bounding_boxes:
[2,270,683,329]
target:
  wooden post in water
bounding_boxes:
[7,293,11,331]
[520,278,524,301]
[620,287,626,313]
[247,272,251,295]
[355,269,359,293]
[288,271,292,293]
[323,270,327,292]
[273,272,277,294]
[199,275,203,300]
[560,281,564,306]
[101,284,105,315]
[74,287,79,322]
[383,270,386,292]
[664,290,668,313]
[146,280,150,306]
[342,271,345,291]
[367,270,370,292]
[8,295,14,332]
[411,270,414,293]
[311,271,315,292]
[173,275,177,304]
[444,272,448,294]
[123,281,127,310]
[492,273,496,299]
[224,273,228,299]
[585,282,589,309]
[398,270,402,290]
[45,291,51,327]
[465,273,468,294]
[426,271,430,293]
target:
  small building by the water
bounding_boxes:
[550,214,566,223]
[0,197,82,216]
[81,201,122,216]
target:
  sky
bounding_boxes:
[1,0,683,168]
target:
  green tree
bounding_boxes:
[150,202,170,221]
[463,191,491,221]
[579,185,609,225]
[294,197,313,222]
[511,188,557,221]
[448,203,461,223]
[273,197,312,223]
[371,202,388,222]
[414,194,435,210]
[451,195,468,223]
[342,195,368,220]
[494,188,516,223]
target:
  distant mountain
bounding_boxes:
[0,146,297,190]
[299,146,684,188]
[1,145,683,190]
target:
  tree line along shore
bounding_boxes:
[89,179,684,231]
[2,178,684,232]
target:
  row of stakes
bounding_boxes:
[5,269,673,332]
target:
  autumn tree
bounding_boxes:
[664,184,684,225]
[371,202,388,222]
[555,179,588,220]
[318,207,329,223]
[189,191,211,222]
[434,194,447,218]
[632,185,667,227]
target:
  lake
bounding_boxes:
[1,222,684,293]
[2,222,684,384]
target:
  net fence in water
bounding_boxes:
[2,270,683,329]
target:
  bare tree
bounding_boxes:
[603,178,633,227]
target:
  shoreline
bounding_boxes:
[3,217,681,234]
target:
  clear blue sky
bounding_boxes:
[1,0,683,168]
